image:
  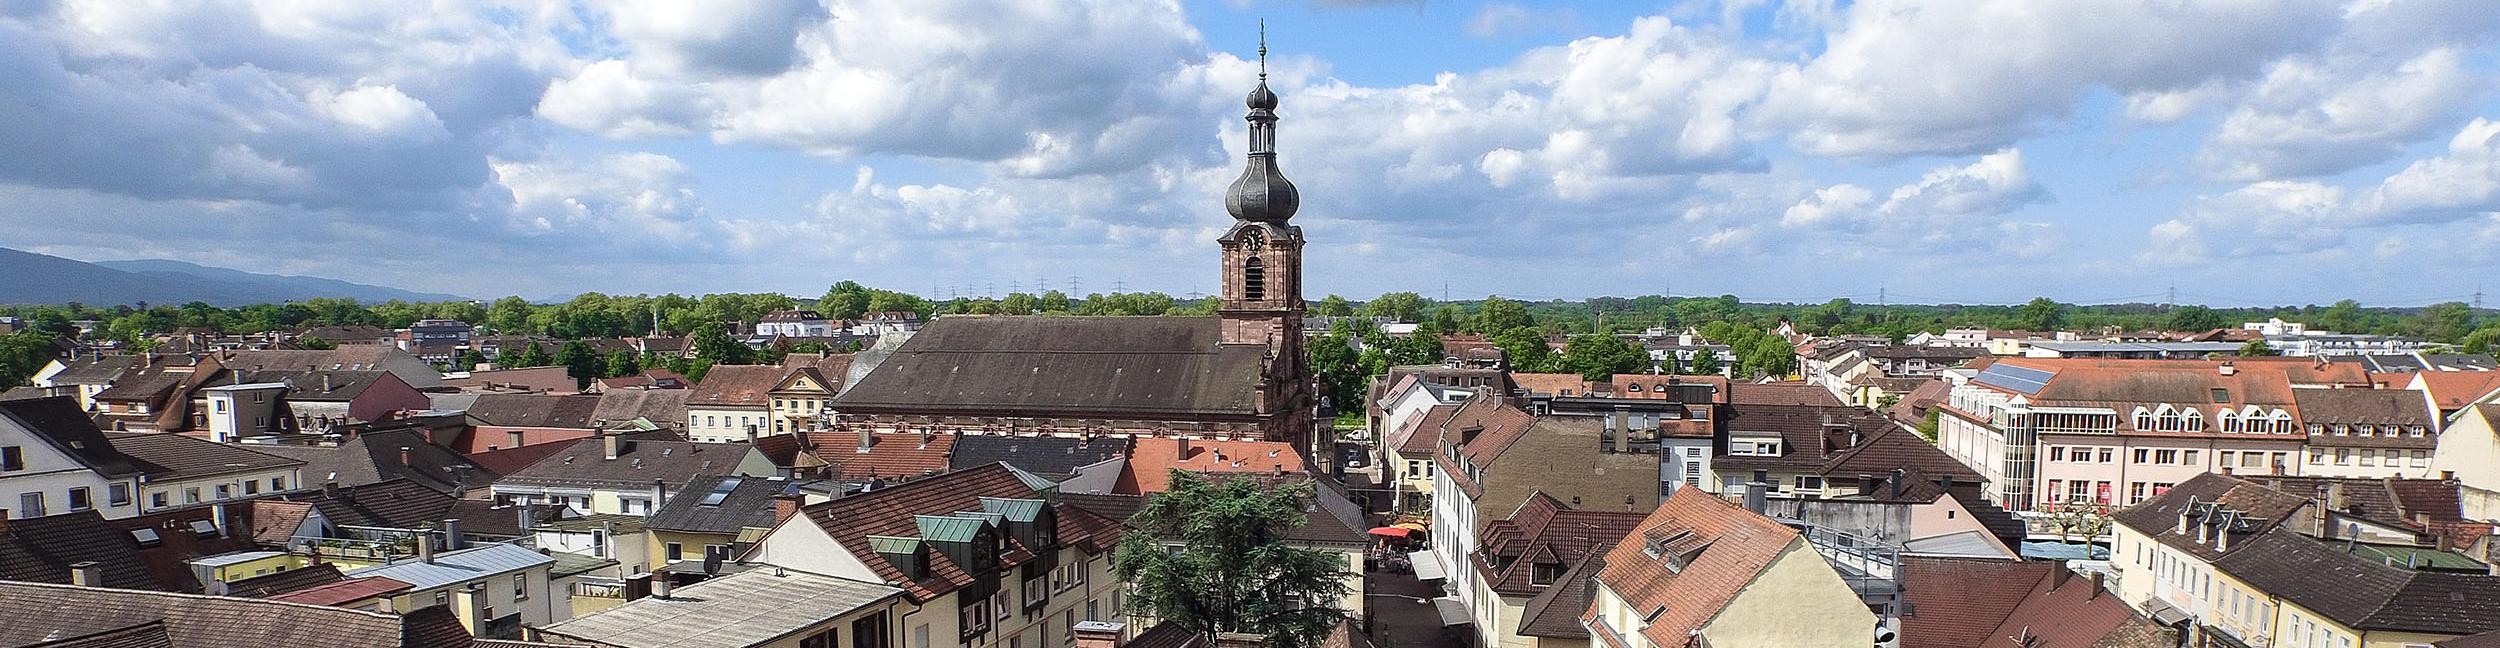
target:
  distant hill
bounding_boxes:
[0,247,465,307]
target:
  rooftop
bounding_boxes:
[834,316,1267,417]
[0,579,471,648]
[345,542,556,591]
[538,567,900,648]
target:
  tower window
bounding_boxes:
[1243,257,1266,300]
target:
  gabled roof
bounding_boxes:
[2414,371,2500,411]
[755,432,956,481]
[1472,493,1646,597]
[1898,557,2164,648]
[2110,473,2309,562]
[2291,386,2435,427]
[1726,381,1842,407]
[0,510,159,590]
[775,354,854,394]
[46,356,137,385]
[494,436,747,491]
[0,580,470,648]
[1586,487,1804,647]
[789,464,1123,604]
[2214,530,2500,635]
[224,563,346,597]
[247,429,487,494]
[288,479,461,530]
[833,316,1268,417]
[105,433,301,481]
[1117,437,1305,494]
[1389,403,1459,456]
[219,347,441,388]
[235,369,394,402]
[1516,550,1605,638]
[0,396,142,477]
[466,393,603,429]
[591,389,690,428]
[947,434,1131,477]
[1051,488,1369,547]
[683,364,785,408]
[645,475,784,535]
[262,575,414,607]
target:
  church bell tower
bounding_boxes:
[1218,32,1306,352]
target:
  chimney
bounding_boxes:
[623,573,653,601]
[652,574,674,599]
[1074,621,1128,648]
[859,427,874,454]
[399,446,412,466]
[416,533,436,563]
[1175,437,1191,461]
[68,561,101,587]
[2089,571,2106,600]
[441,518,463,551]
[604,434,622,461]
[2218,362,2236,376]
[1742,481,1767,514]
[745,425,758,445]
[517,503,535,533]
[321,373,332,393]
[774,491,805,527]
[652,478,668,510]
[2050,565,2072,591]
[322,481,342,501]
[1888,468,1905,500]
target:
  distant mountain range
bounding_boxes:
[0,246,465,307]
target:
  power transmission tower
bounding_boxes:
[1113,280,1126,293]
[2165,286,2177,310]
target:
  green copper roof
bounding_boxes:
[866,535,924,554]
[978,497,1045,523]
[913,515,987,543]
[947,511,1006,527]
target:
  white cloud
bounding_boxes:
[2150,118,2500,262]
[1774,150,2050,255]
[2199,48,2476,180]
[1465,3,1577,39]
[491,151,706,244]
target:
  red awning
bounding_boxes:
[1368,526,1414,539]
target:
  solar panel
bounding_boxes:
[1974,364,2055,395]
[698,477,743,507]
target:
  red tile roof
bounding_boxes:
[1118,437,1305,494]
[756,431,957,480]
[788,464,1122,604]
[686,364,788,407]
[1508,372,1594,397]
[1726,381,1841,407]
[1585,487,1802,647]
[1388,404,1459,456]
[2416,371,2500,411]
[1472,493,1646,597]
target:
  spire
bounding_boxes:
[1226,21,1297,223]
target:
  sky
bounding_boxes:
[4,0,2499,307]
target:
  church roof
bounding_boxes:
[833,316,1269,417]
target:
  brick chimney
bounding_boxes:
[1074,621,1127,648]
[859,427,875,454]
[774,491,805,527]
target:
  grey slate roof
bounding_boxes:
[236,369,393,402]
[0,396,142,477]
[104,433,301,481]
[833,316,1268,416]
[345,542,555,591]
[466,393,602,428]
[644,475,783,535]
[2215,530,2500,635]
[0,580,463,648]
[494,437,746,491]
[947,435,1133,477]
[288,479,462,530]
[0,510,158,590]
[536,567,902,648]
[46,356,137,385]
[247,429,488,494]
[592,389,691,427]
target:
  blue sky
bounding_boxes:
[3,1,2498,307]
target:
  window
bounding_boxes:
[271,477,284,491]
[2154,449,2178,464]
[2210,388,2230,403]
[2049,447,2066,462]
[1,446,20,471]
[854,611,891,648]
[2243,452,2266,468]
[2358,450,2376,467]
[2181,450,2198,466]
[214,484,232,500]
[104,482,130,507]
[2408,426,2426,438]
[2218,451,2235,466]
[2047,480,2064,502]
[213,400,228,414]
[2067,480,2090,503]
[913,624,930,648]
[2334,448,2351,466]
[1794,476,1823,492]
[800,630,835,648]
[2129,482,2148,504]
[2309,448,2326,465]
[1242,256,1266,300]
[68,487,91,511]
[1024,575,1046,609]
[19,493,46,518]
[184,488,201,504]
[960,598,992,637]
[2182,410,2202,431]
[2220,411,2240,432]
[665,543,684,562]
[2134,448,2151,464]
[435,591,449,606]
[2411,450,2430,468]
[243,480,260,495]
[2098,448,2114,463]
[151,492,169,508]
[513,574,528,599]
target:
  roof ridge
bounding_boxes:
[0,579,405,620]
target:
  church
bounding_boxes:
[829,64,1321,455]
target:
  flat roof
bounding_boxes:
[537,567,902,648]
[191,550,289,567]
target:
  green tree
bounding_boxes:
[1113,472,1351,648]
[1559,333,1649,381]
[1428,306,1463,334]
[2316,299,2367,333]
[1315,294,1354,317]
[2016,297,2066,332]
[2164,305,2227,332]
[603,348,642,378]
[0,331,60,388]
[1489,326,1554,372]
[999,292,1038,315]
[1038,290,1073,313]
[296,335,337,350]
[486,296,533,333]
[1365,292,1428,322]
[1685,349,1722,375]
[456,349,488,372]
[1916,410,1941,442]
[692,323,755,365]
[556,340,598,389]
[507,342,553,368]
[2237,339,2281,357]
[2411,302,2478,343]
[2462,327,2500,356]
[1473,296,1533,333]
[1306,332,1362,412]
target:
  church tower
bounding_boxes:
[1218,34,1306,352]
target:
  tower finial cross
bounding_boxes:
[1258,19,1268,80]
